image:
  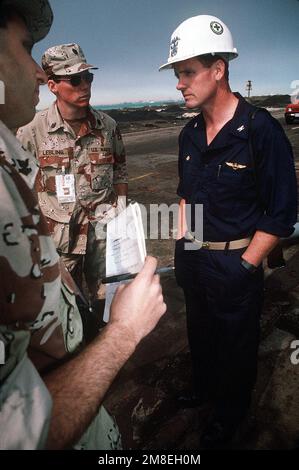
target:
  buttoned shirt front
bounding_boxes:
[177,94,297,242]
[17,103,128,253]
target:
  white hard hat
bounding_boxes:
[159,14,238,71]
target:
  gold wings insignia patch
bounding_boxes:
[225,162,247,170]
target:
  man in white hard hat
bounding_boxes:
[0,0,166,449]
[160,15,297,448]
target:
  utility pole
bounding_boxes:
[246,80,252,98]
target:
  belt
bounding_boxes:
[185,232,251,250]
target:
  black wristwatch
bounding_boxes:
[241,258,257,273]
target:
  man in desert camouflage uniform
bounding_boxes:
[0,0,166,450]
[17,43,128,301]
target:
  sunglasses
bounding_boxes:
[52,72,94,87]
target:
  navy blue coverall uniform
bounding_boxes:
[175,93,297,426]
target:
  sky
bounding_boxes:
[34,0,299,107]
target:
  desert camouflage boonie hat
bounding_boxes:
[2,0,53,43]
[42,43,98,77]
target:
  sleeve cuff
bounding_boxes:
[256,214,295,238]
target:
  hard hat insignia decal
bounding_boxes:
[160,15,238,70]
[210,21,223,35]
[170,36,180,57]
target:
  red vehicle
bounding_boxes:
[285,101,299,124]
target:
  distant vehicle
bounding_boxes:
[285,102,299,124]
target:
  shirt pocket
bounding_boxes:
[88,151,114,191]
[208,163,256,217]
[180,155,201,200]
[218,162,252,184]
[39,154,71,193]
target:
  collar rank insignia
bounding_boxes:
[237,125,245,132]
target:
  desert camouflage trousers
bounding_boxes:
[59,222,106,302]
[74,407,122,450]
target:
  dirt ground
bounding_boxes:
[103,111,299,450]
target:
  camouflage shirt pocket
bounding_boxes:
[88,152,114,191]
[39,154,71,193]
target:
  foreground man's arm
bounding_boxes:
[44,256,166,450]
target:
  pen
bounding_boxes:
[102,266,175,284]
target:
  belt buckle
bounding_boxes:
[202,242,210,249]
[185,232,209,249]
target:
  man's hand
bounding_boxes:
[44,256,166,449]
[109,256,167,345]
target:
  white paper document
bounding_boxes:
[103,202,146,322]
